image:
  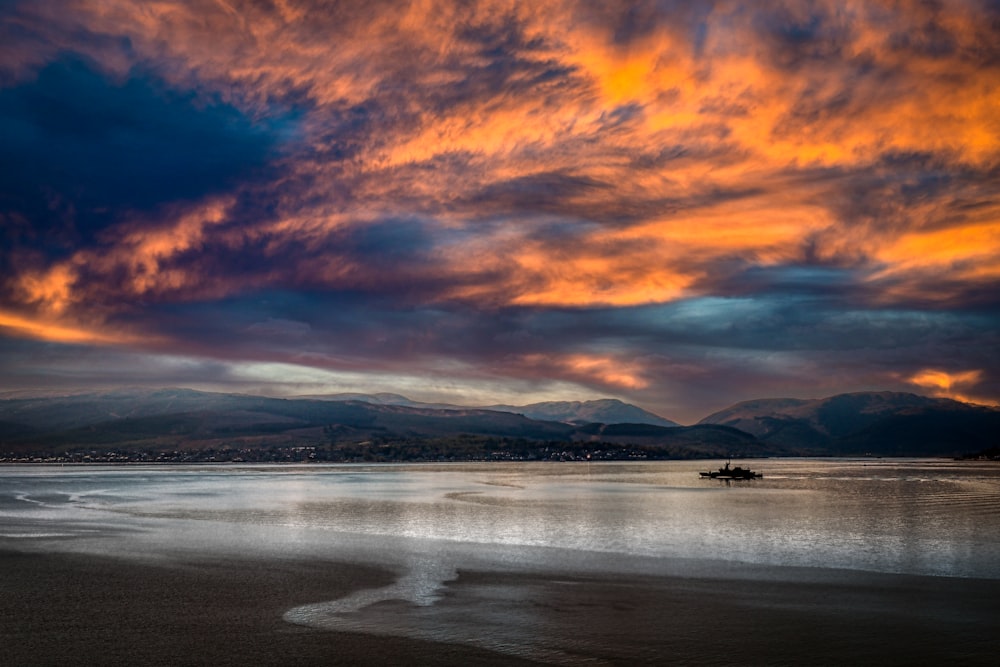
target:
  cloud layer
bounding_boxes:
[1,0,998,421]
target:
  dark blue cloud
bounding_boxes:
[888,21,955,58]
[468,170,610,216]
[426,18,578,117]
[577,0,716,54]
[307,104,378,162]
[753,6,854,70]
[702,265,864,300]
[0,56,287,257]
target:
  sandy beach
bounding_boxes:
[0,549,535,666]
[3,547,999,666]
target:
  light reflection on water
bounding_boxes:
[4,459,999,663]
[1,460,998,579]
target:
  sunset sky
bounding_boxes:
[1,0,998,423]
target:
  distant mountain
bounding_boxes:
[0,388,245,432]
[3,388,993,460]
[485,399,680,427]
[699,391,1000,456]
[296,392,463,411]
[573,422,781,459]
[0,388,718,460]
[300,394,679,427]
[0,388,572,445]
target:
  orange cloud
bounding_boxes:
[442,188,835,308]
[907,369,986,403]
[0,309,149,346]
[15,198,235,318]
[3,0,998,343]
[564,353,649,390]
[877,221,1000,270]
[517,352,649,390]
[866,216,1000,303]
[19,263,77,314]
[114,199,233,296]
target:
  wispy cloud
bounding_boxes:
[1,0,998,421]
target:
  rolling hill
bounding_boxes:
[1,388,995,460]
[0,389,574,448]
[300,394,679,427]
[484,399,679,427]
[699,391,1000,456]
[0,389,709,460]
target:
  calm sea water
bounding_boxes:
[3,459,998,662]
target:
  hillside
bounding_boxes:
[572,422,782,459]
[2,388,995,461]
[302,394,679,427]
[484,399,679,427]
[699,392,1000,456]
[0,388,571,446]
[0,388,741,462]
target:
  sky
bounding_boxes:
[1,0,998,423]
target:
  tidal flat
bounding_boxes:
[2,460,999,665]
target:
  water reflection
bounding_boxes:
[2,460,998,580]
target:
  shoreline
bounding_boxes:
[4,547,999,665]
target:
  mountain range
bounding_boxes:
[298,393,679,427]
[698,391,999,456]
[0,388,996,459]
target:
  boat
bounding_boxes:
[699,460,762,480]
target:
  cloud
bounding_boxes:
[907,368,987,404]
[0,0,998,418]
[246,317,312,338]
[0,56,286,251]
[0,309,147,346]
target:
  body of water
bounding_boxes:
[3,459,998,663]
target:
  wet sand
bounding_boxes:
[430,569,1000,665]
[3,548,999,666]
[0,550,535,666]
